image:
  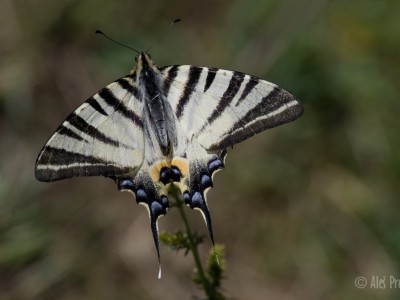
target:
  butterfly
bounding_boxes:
[35,50,303,277]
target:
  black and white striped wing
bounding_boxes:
[160,65,303,246]
[161,66,303,151]
[35,76,145,182]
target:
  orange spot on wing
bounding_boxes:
[149,160,170,182]
[148,158,189,184]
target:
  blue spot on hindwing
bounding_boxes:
[118,179,134,190]
[208,159,223,173]
[136,189,147,200]
[183,191,190,205]
[201,174,212,189]
[151,201,164,216]
[191,192,204,208]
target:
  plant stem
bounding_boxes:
[171,190,212,297]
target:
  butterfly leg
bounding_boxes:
[117,178,169,279]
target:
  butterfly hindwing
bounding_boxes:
[174,148,226,246]
[35,75,145,182]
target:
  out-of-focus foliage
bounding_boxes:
[192,245,226,300]
[1,0,400,299]
[160,231,204,256]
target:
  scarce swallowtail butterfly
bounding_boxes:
[35,40,303,277]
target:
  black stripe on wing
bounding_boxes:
[162,65,179,98]
[38,147,109,165]
[88,98,108,116]
[36,165,131,182]
[204,67,217,92]
[176,66,203,119]
[67,113,120,146]
[116,78,141,101]
[56,125,87,142]
[200,71,245,131]
[98,87,143,127]
[235,75,259,107]
[208,87,303,151]
[35,147,131,182]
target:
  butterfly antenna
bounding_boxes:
[145,18,181,54]
[95,30,140,54]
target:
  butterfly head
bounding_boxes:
[133,52,156,78]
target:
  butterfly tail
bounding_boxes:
[118,177,169,279]
[182,149,227,248]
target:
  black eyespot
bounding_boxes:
[134,55,139,62]
[171,166,182,182]
[160,167,171,185]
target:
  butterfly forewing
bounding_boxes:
[160,66,303,151]
[35,76,145,182]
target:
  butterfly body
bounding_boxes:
[35,52,303,275]
[137,52,176,155]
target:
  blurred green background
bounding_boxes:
[1,0,400,299]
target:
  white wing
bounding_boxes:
[160,65,303,151]
[35,76,145,182]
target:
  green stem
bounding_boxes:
[171,190,212,297]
